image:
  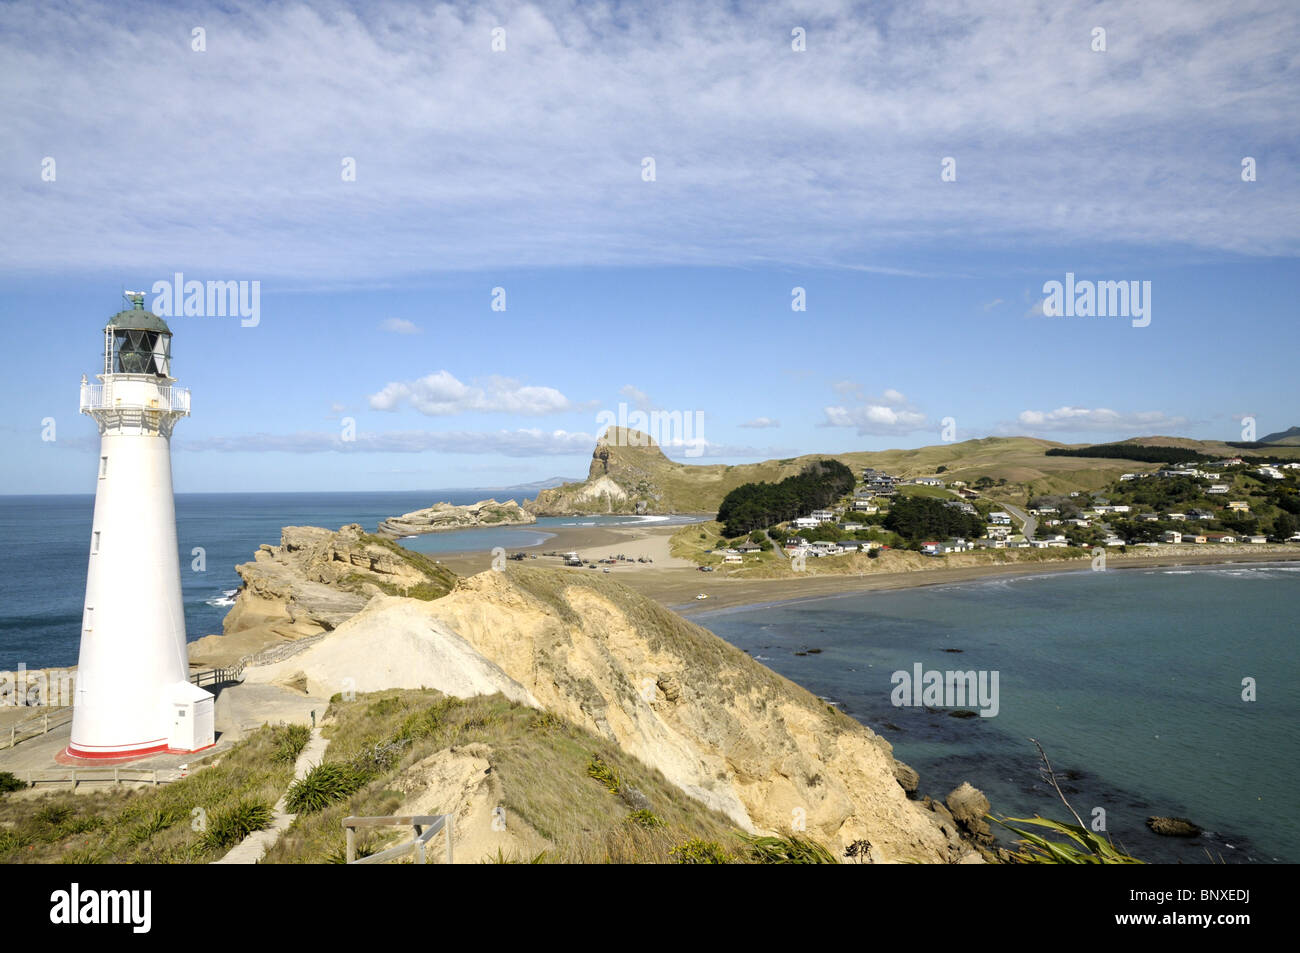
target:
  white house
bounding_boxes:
[989,512,1012,525]
[1162,530,1183,544]
[1227,501,1251,512]
[793,516,819,529]
[810,509,836,523]
[1207,484,1230,494]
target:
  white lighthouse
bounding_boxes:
[67,292,214,760]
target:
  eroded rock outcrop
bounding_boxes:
[191,524,457,667]
[377,499,535,538]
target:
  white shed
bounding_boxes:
[167,681,215,752]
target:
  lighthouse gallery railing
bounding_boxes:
[80,381,191,414]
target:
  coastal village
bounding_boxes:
[703,458,1300,569]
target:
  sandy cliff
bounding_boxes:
[241,561,978,862]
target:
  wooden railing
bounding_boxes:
[344,814,454,865]
[2,707,73,750]
[18,767,173,788]
[189,667,244,689]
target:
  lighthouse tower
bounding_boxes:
[68,293,213,759]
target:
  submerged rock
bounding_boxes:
[1147,816,1202,837]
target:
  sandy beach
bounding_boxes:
[424,519,1300,617]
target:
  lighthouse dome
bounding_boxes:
[103,292,172,376]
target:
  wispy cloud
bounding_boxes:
[368,371,581,416]
[4,0,1297,280]
[1011,407,1189,433]
[379,318,420,334]
[178,428,598,456]
[822,388,929,436]
[739,417,780,428]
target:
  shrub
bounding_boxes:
[740,834,838,864]
[0,771,27,794]
[626,809,664,829]
[271,723,313,765]
[992,815,1144,864]
[670,838,730,864]
[200,800,275,851]
[284,762,368,814]
[586,755,621,794]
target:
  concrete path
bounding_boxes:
[213,728,328,864]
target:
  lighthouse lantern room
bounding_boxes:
[67,292,213,759]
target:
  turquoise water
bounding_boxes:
[695,564,1300,864]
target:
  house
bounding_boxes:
[1120,473,1137,481]
[1166,512,1187,522]
[1103,536,1125,547]
[810,509,836,523]
[1188,508,1215,520]
[989,512,1012,525]
[1204,532,1237,544]
[1182,532,1207,544]
[921,542,941,556]
[1247,535,1268,544]
[1257,466,1284,480]
[1227,501,1251,512]
[1065,518,1091,527]
[809,541,843,556]
[1282,462,1300,471]
[944,500,977,515]
[736,542,762,553]
[1028,506,1058,516]
[1094,504,1130,514]
[986,525,1010,538]
[851,500,879,513]
[723,551,743,564]
[1206,484,1230,494]
[975,537,1007,549]
[841,522,863,531]
[793,517,819,529]
[950,480,967,488]
[913,477,944,486]
[1139,513,1159,522]
[1162,531,1183,544]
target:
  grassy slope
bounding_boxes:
[533,430,1300,514]
[0,725,303,863]
[263,689,758,864]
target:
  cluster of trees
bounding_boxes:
[1045,444,1211,464]
[716,460,855,536]
[883,497,985,543]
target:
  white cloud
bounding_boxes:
[179,428,597,456]
[739,417,780,429]
[368,371,577,416]
[1014,407,1189,433]
[4,0,1297,279]
[619,385,653,410]
[380,318,420,334]
[822,389,929,435]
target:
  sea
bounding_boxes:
[695,565,1300,864]
[2,492,1296,863]
[0,491,694,670]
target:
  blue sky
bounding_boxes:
[2,0,1297,494]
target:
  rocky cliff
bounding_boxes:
[189,524,457,667]
[377,498,535,538]
[240,556,985,862]
[526,427,812,516]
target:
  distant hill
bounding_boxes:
[1259,426,1300,446]
[524,429,1291,515]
